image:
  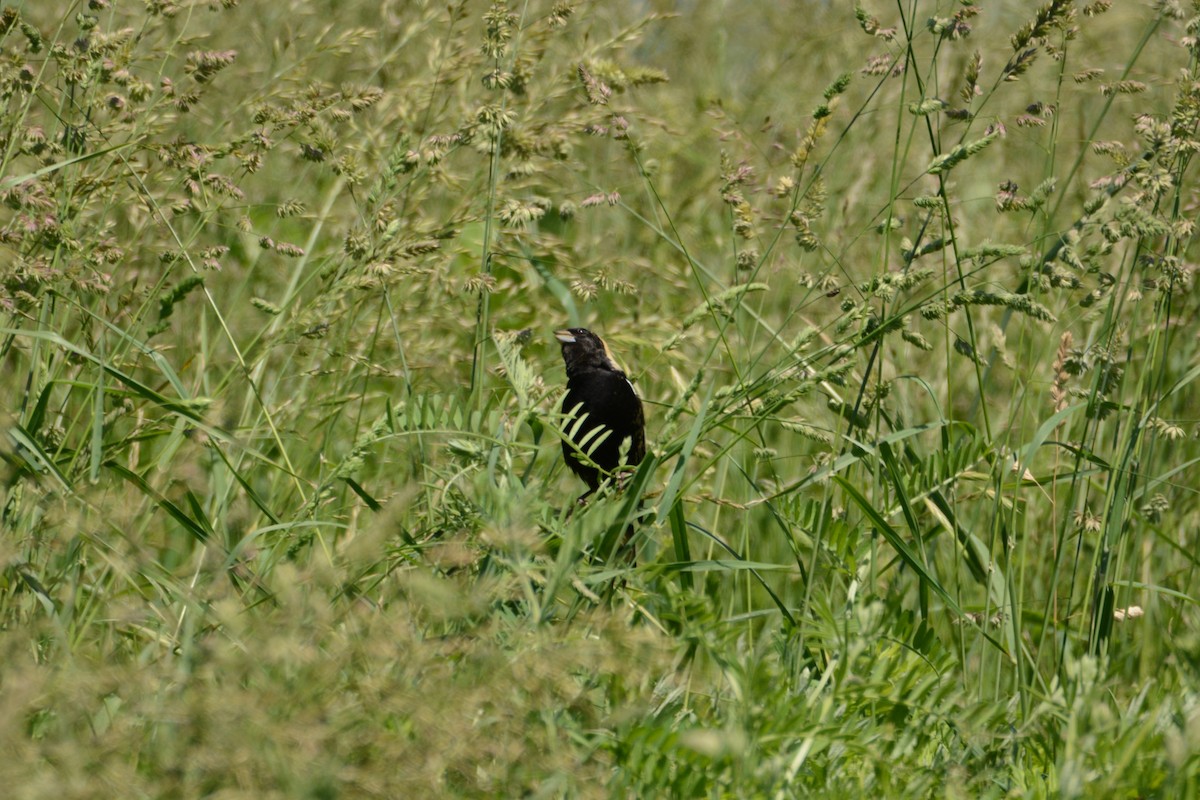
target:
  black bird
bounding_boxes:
[556,327,646,497]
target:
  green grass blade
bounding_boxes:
[668,500,693,591]
[105,461,211,543]
[834,474,959,616]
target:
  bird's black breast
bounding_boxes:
[561,367,645,490]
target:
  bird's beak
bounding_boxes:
[554,329,576,344]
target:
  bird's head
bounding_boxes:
[555,327,620,375]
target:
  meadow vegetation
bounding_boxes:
[3,0,1200,796]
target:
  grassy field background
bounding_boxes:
[3,1,1200,796]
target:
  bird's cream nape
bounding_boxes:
[598,335,618,373]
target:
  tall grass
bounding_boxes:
[3,0,1200,796]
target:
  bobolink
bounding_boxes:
[555,327,646,497]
